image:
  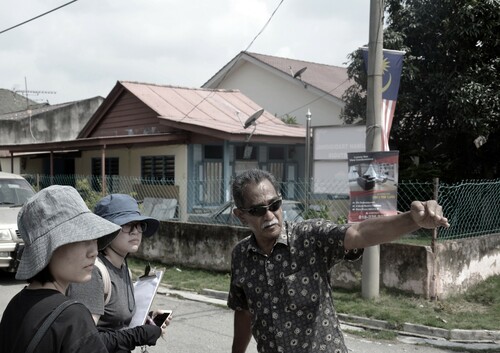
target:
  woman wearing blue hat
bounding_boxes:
[68,194,168,352]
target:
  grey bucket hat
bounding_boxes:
[94,194,160,248]
[16,185,121,280]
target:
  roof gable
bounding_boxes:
[83,90,172,138]
[203,51,352,101]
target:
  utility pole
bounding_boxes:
[305,109,312,212]
[362,0,384,299]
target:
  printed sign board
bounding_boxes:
[348,151,399,222]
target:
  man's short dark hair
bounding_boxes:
[232,169,280,208]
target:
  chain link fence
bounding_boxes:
[23,174,500,243]
[438,179,500,240]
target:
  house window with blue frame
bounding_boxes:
[141,155,175,184]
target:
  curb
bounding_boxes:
[339,314,500,343]
[161,287,500,351]
[159,286,227,306]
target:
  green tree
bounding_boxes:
[75,178,102,210]
[281,114,298,125]
[341,0,500,181]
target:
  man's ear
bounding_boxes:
[233,208,247,225]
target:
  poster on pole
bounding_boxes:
[348,151,399,223]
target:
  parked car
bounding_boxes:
[188,199,305,226]
[0,172,36,272]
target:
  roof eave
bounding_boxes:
[1,133,189,154]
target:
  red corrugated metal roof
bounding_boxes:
[120,81,305,139]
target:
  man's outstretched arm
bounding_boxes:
[345,200,449,250]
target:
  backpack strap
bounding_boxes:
[25,299,79,353]
[95,257,112,305]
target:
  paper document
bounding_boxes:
[128,269,164,328]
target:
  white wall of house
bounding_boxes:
[217,62,344,127]
[0,158,20,174]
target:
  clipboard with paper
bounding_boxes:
[128,268,164,328]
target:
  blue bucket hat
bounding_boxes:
[94,194,160,248]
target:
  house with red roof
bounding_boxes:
[1,81,305,218]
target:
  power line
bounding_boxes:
[243,0,284,52]
[279,78,351,118]
[178,0,286,123]
[0,0,79,35]
[220,0,285,88]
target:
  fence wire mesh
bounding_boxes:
[23,174,500,243]
[438,179,500,240]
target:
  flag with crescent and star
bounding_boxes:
[361,47,405,151]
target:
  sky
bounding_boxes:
[1,0,370,105]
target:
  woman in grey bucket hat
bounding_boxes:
[0,185,121,353]
[68,194,168,353]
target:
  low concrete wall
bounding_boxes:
[134,222,500,298]
[435,234,500,298]
[330,234,500,298]
[329,244,435,297]
[136,222,250,272]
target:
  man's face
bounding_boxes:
[234,179,283,250]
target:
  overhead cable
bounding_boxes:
[0,0,79,35]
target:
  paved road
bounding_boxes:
[0,272,484,353]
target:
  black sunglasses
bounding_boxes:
[239,198,283,217]
[121,221,147,234]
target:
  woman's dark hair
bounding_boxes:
[232,169,280,208]
[27,266,54,284]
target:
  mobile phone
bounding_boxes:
[149,310,173,326]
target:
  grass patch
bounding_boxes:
[129,257,500,331]
[128,258,231,292]
[334,278,499,331]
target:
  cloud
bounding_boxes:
[0,0,369,104]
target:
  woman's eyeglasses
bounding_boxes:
[121,221,147,234]
[239,198,282,217]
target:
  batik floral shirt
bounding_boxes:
[228,219,363,353]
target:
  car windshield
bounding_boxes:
[0,179,35,206]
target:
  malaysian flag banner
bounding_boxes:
[361,47,405,151]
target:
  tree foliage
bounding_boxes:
[281,114,299,125]
[341,0,500,181]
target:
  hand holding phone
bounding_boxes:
[148,310,173,327]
